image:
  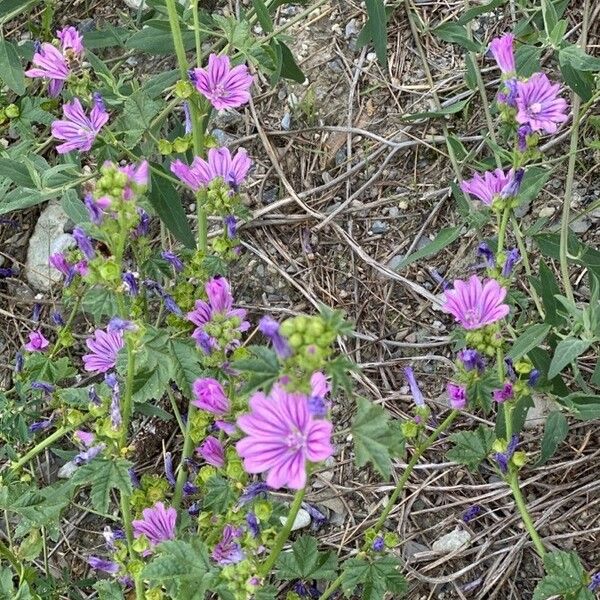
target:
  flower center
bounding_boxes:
[212,84,228,99]
[528,101,543,115]
[463,309,480,327]
[286,427,306,452]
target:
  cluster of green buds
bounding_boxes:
[131,474,171,515]
[465,325,503,357]
[0,103,19,125]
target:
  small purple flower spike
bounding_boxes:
[516,73,568,135]
[88,556,119,574]
[372,536,385,552]
[197,436,225,468]
[502,248,520,277]
[494,435,519,474]
[447,382,467,409]
[259,316,291,359]
[458,349,485,373]
[238,481,269,505]
[73,226,95,260]
[477,242,495,267]
[404,367,425,407]
[161,251,184,272]
[442,275,510,330]
[191,53,253,110]
[246,512,260,537]
[489,34,516,76]
[164,452,176,486]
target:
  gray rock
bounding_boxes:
[539,206,556,218]
[524,394,555,429]
[432,528,471,554]
[211,128,235,146]
[261,187,279,205]
[328,59,345,74]
[345,19,359,38]
[388,206,400,218]
[213,110,244,129]
[280,508,311,531]
[26,202,74,292]
[569,216,592,234]
[404,540,430,559]
[281,112,292,130]
[335,148,347,166]
[514,200,531,218]
[371,220,388,234]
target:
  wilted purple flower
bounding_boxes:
[183,481,198,496]
[307,372,331,417]
[517,124,532,151]
[430,267,451,290]
[103,526,125,551]
[25,330,50,352]
[163,294,183,316]
[106,373,121,429]
[190,53,253,110]
[0,267,17,278]
[442,275,510,330]
[51,96,109,154]
[588,573,600,591]
[372,536,385,552]
[164,452,177,486]
[74,430,95,447]
[212,524,245,565]
[493,382,514,404]
[461,169,512,206]
[404,367,425,407]
[73,226,95,260]
[161,251,184,272]
[246,512,260,537]
[293,582,320,598]
[88,385,101,406]
[462,505,481,523]
[497,78,518,107]
[187,277,250,353]
[502,249,520,277]
[192,378,230,415]
[83,328,124,373]
[489,34,515,76]
[48,252,74,285]
[122,271,139,296]
[302,502,327,529]
[88,556,119,574]
[188,502,201,516]
[132,502,177,547]
[31,381,55,395]
[14,352,24,373]
[259,316,291,359]
[215,420,236,435]
[74,443,105,465]
[129,468,141,488]
[239,482,269,506]
[528,369,540,387]
[516,73,568,134]
[458,349,485,373]
[224,215,237,239]
[504,357,516,381]
[477,242,495,268]
[183,101,192,134]
[29,417,54,433]
[119,161,149,201]
[51,311,65,326]
[107,317,136,333]
[494,435,519,474]
[57,26,84,55]
[499,168,524,200]
[84,194,105,225]
[448,382,467,409]
[31,303,42,323]
[171,147,252,192]
[133,207,150,238]
[197,436,225,468]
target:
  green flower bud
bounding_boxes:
[512,451,527,468]
[158,139,173,155]
[288,333,303,349]
[5,104,19,118]
[401,421,419,439]
[174,80,193,98]
[384,532,399,548]
[173,137,189,153]
[279,320,295,338]
[254,500,272,521]
[307,318,325,337]
[198,466,217,483]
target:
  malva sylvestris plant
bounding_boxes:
[1,3,599,599]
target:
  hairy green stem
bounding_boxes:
[319,573,344,600]
[172,404,198,511]
[259,487,306,578]
[508,472,546,557]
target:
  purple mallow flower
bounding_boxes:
[119,161,149,200]
[133,207,150,238]
[73,226,95,260]
[187,277,250,353]
[236,384,333,490]
[493,382,514,403]
[442,275,509,330]
[191,53,253,110]
[372,536,385,552]
[88,556,119,574]
[143,279,182,316]
[238,481,269,505]
[502,248,520,277]
[489,34,515,76]
[192,378,230,415]
[461,169,512,206]
[516,73,568,135]
[25,330,49,352]
[161,251,184,272]
[52,311,65,326]
[103,526,125,551]
[448,382,467,409]
[518,124,532,151]
[259,316,291,358]
[84,194,104,225]
[132,502,177,547]
[458,349,485,373]
[171,147,252,192]
[51,95,108,154]
[404,367,425,407]
[197,436,225,468]
[494,435,519,474]
[82,328,124,373]
[75,443,105,465]
[212,524,245,565]
[589,573,600,592]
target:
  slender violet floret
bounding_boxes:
[212,524,245,565]
[238,482,269,505]
[489,33,515,76]
[528,369,540,387]
[51,95,109,153]
[461,169,512,206]
[493,382,514,403]
[171,147,252,192]
[82,328,124,373]
[494,435,519,474]
[161,251,184,272]
[88,556,119,574]
[236,384,333,489]
[499,168,524,200]
[307,371,331,417]
[190,53,253,110]
[31,381,55,395]
[29,417,54,433]
[458,349,485,373]
[73,226,95,260]
[197,436,225,468]
[132,502,177,547]
[447,382,467,409]
[25,331,50,352]
[246,512,260,537]
[477,242,495,267]
[502,248,520,277]
[122,271,139,296]
[404,366,425,407]
[106,373,121,429]
[164,452,176,486]
[516,73,568,134]
[442,275,510,329]
[224,215,237,239]
[259,316,292,359]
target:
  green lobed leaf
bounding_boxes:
[168,339,204,399]
[559,50,595,101]
[507,323,551,361]
[203,476,236,513]
[0,39,25,95]
[533,550,592,600]
[149,167,196,249]
[116,91,162,148]
[467,371,501,414]
[231,345,281,394]
[547,338,592,380]
[341,556,406,600]
[432,22,482,52]
[447,425,496,472]
[70,458,132,513]
[351,397,404,479]
[80,287,119,323]
[536,411,568,466]
[276,536,338,581]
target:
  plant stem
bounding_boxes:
[497,206,510,256]
[372,410,458,532]
[120,493,145,598]
[165,0,189,80]
[319,573,344,600]
[508,472,546,557]
[120,344,136,448]
[172,404,198,511]
[259,487,306,577]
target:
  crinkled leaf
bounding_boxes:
[447,425,496,472]
[232,345,280,394]
[80,287,119,323]
[276,536,338,581]
[341,556,406,600]
[169,338,204,399]
[93,581,125,600]
[533,550,592,600]
[203,476,236,513]
[71,458,132,513]
[467,371,501,414]
[25,355,76,385]
[116,91,162,148]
